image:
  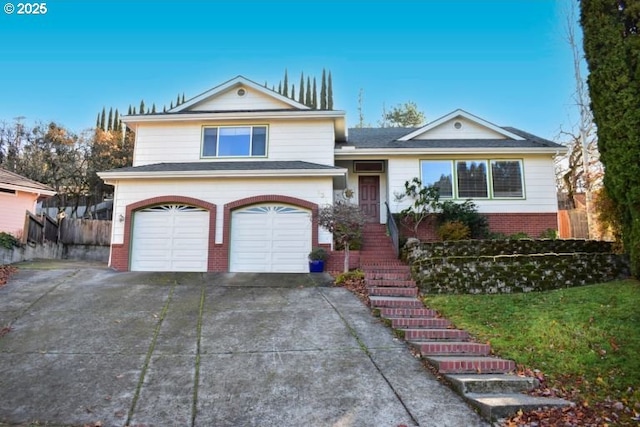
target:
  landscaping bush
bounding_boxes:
[436,221,470,241]
[437,200,489,239]
[0,232,19,250]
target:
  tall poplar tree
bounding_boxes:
[305,77,312,107]
[328,71,334,110]
[283,69,289,97]
[298,73,305,104]
[581,0,640,276]
[107,108,113,131]
[139,100,145,115]
[320,69,327,109]
[312,78,318,109]
[99,108,106,131]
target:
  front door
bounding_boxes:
[358,176,380,222]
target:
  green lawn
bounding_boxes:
[424,280,640,412]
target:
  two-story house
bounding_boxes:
[99,76,565,273]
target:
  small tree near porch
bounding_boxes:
[318,201,366,273]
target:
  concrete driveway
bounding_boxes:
[0,261,487,427]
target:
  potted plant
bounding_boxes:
[308,247,328,273]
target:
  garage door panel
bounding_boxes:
[131,205,209,272]
[230,204,312,273]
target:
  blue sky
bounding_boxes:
[0,0,581,140]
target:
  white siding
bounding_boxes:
[133,119,335,167]
[387,155,558,214]
[0,191,37,236]
[190,86,293,111]
[412,117,507,140]
[109,177,334,246]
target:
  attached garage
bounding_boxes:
[130,204,209,272]
[230,204,312,272]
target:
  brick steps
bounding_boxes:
[409,341,490,356]
[369,296,424,309]
[389,317,452,329]
[403,328,470,341]
[357,224,572,422]
[377,307,438,318]
[425,356,515,374]
[368,287,418,297]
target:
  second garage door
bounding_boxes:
[230,204,312,272]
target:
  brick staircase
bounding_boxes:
[359,223,571,421]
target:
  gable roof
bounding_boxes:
[398,109,525,141]
[339,110,566,155]
[0,168,56,196]
[171,75,310,113]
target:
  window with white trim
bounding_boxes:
[420,159,524,199]
[202,125,267,157]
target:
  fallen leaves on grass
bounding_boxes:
[0,265,17,286]
[505,367,639,426]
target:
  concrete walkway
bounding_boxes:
[0,261,487,427]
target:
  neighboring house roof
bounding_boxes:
[99,161,347,181]
[0,168,56,196]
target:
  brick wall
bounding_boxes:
[402,213,559,241]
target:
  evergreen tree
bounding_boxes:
[132,107,136,115]
[96,113,100,129]
[278,82,282,94]
[312,78,317,109]
[328,71,334,110]
[291,84,296,100]
[139,100,145,115]
[299,73,304,104]
[127,105,132,115]
[107,108,113,131]
[581,0,640,275]
[181,93,185,104]
[176,94,181,106]
[306,77,312,107]
[163,105,167,113]
[151,103,157,114]
[320,69,327,109]
[170,101,174,109]
[100,107,106,131]
[283,69,289,97]
[114,109,120,132]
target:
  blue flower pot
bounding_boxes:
[309,260,325,273]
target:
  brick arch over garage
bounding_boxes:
[218,195,319,271]
[110,196,217,271]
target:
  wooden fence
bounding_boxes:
[24,212,59,244]
[59,218,112,245]
[558,209,589,239]
[23,212,111,246]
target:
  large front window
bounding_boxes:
[202,126,267,157]
[420,159,524,199]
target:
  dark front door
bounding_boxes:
[358,176,380,222]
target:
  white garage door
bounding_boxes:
[230,204,312,273]
[131,204,209,272]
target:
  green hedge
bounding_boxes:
[405,240,629,294]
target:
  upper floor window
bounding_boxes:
[202,125,267,157]
[420,159,524,199]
